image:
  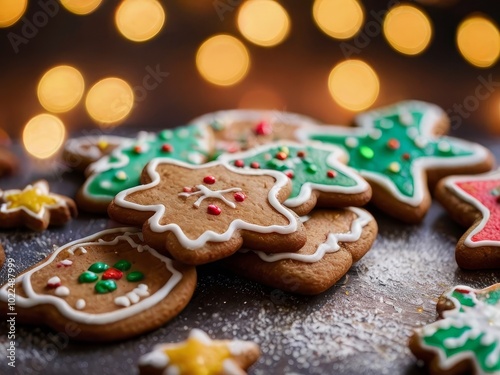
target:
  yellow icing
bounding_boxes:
[163,337,231,375]
[5,187,57,213]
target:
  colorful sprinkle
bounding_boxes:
[97,140,109,150]
[234,192,246,202]
[275,151,287,160]
[95,280,117,294]
[297,150,306,158]
[115,171,127,181]
[114,259,132,271]
[207,204,222,215]
[387,139,400,150]
[327,170,336,178]
[438,141,451,153]
[285,171,294,179]
[280,146,290,155]
[88,262,109,273]
[388,161,401,173]
[306,164,318,174]
[254,120,272,135]
[359,146,374,159]
[78,271,98,283]
[161,143,173,153]
[402,153,411,160]
[133,145,143,154]
[102,268,124,280]
[250,161,260,169]
[47,276,61,289]
[203,176,216,184]
[234,159,245,168]
[159,130,173,140]
[127,271,145,282]
[345,137,359,148]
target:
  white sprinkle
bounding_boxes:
[114,296,131,307]
[115,171,127,181]
[100,181,112,189]
[126,292,140,304]
[177,129,189,138]
[47,276,61,286]
[399,110,413,126]
[75,299,86,310]
[438,141,451,153]
[79,247,87,254]
[59,259,73,266]
[414,136,428,149]
[134,284,150,297]
[55,286,70,297]
[379,119,394,129]
[187,152,205,165]
[406,127,419,139]
[369,129,382,140]
[345,137,358,148]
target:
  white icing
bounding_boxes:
[113,159,300,250]
[189,328,213,345]
[114,296,131,307]
[227,341,255,356]
[218,141,370,209]
[295,100,491,207]
[47,276,61,286]
[64,135,132,160]
[444,170,500,247]
[165,365,180,375]
[178,185,242,209]
[114,284,150,307]
[138,351,170,368]
[399,109,413,126]
[0,181,68,220]
[222,359,244,375]
[55,286,70,297]
[246,207,372,263]
[0,228,183,325]
[75,299,86,310]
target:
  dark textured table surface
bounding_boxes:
[1,134,499,375]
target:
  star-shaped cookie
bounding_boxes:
[436,169,500,269]
[108,158,306,265]
[0,180,77,231]
[296,101,494,223]
[138,329,260,375]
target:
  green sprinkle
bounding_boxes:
[302,158,313,165]
[114,260,132,271]
[359,146,374,159]
[88,262,109,273]
[159,130,173,140]
[126,271,144,282]
[78,271,98,283]
[95,280,117,294]
[266,159,281,169]
[306,164,318,174]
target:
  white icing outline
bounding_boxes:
[295,100,491,207]
[444,169,500,247]
[0,180,69,220]
[245,207,372,263]
[178,185,242,209]
[64,135,133,161]
[218,141,370,208]
[0,228,183,325]
[113,158,300,250]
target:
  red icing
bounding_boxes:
[327,170,336,178]
[234,192,246,202]
[207,205,221,215]
[250,162,260,169]
[234,160,244,168]
[162,144,173,152]
[203,176,216,184]
[254,121,272,135]
[455,179,500,243]
[102,268,123,280]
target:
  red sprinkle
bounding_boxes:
[327,170,336,178]
[285,171,294,179]
[47,280,61,289]
[234,192,246,202]
[162,144,173,152]
[276,151,287,160]
[203,176,216,184]
[134,145,143,153]
[297,150,306,158]
[234,160,245,168]
[102,268,123,280]
[250,162,260,169]
[402,153,411,160]
[183,186,193,193]
[387,139,400,150]
[455,288,470,294]
[254,120,272,136]
[207,205,221,215]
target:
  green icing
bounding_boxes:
[95,280,117,294]
[114,259,132,271]
[78,271,98,283]
[225,145,359,199]
[126,271,144,282]
[84,124,210,201]
[308,109,476,198]
[88,262,109,273]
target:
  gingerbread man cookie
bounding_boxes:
[410,284,500,375]
[138,328,260,375]
[219,142,371,216]
[0,228,196,341]
[190,109,319,158]
[436,169,500,270]
[77,125,214,213]
[108,158,306,265]
[0,180,77,231]
[225,207,377,295]
[296,101,494,223]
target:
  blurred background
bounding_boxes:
[0,0,499,160]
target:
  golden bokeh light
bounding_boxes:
[456,15,500,68]
[196,34,250,86]
[85,77,134,126]
[383,4,433,55]
[237,0,290,47]
[60,0,102,15]
[115,0,166,42]
[23,114,66,159]
[37,65,85,113]
[0,0,27,27]
[328,60,380,111]
[312,0,364,40]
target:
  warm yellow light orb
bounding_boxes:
[196,34,250,86]
[37,65,85,113]
[85,78,134,126]
[23,114,66,159]
[328,60,380,111]
[237,0,290,47]
[60,0,102,15]
[115,0,166,42]
[312,0,364,40]
[383,4,433,55]
[0,0,27,27]
[457,15,500,68]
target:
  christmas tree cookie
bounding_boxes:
[77,124,214,213]
[295,101,494,223]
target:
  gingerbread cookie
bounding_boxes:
[0,147,18,177]
[63,134,132,172]
[108,158,307,265]
[77,125,214,213]
[0,228,196,341]
[296,101,494,223]
[219,142,371,216]
[225,207,376,295]
[435,169,500,270]
[0,180,77,231]
[410,284,500,375]
[138,328,260,375]
[190,109,319,158]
